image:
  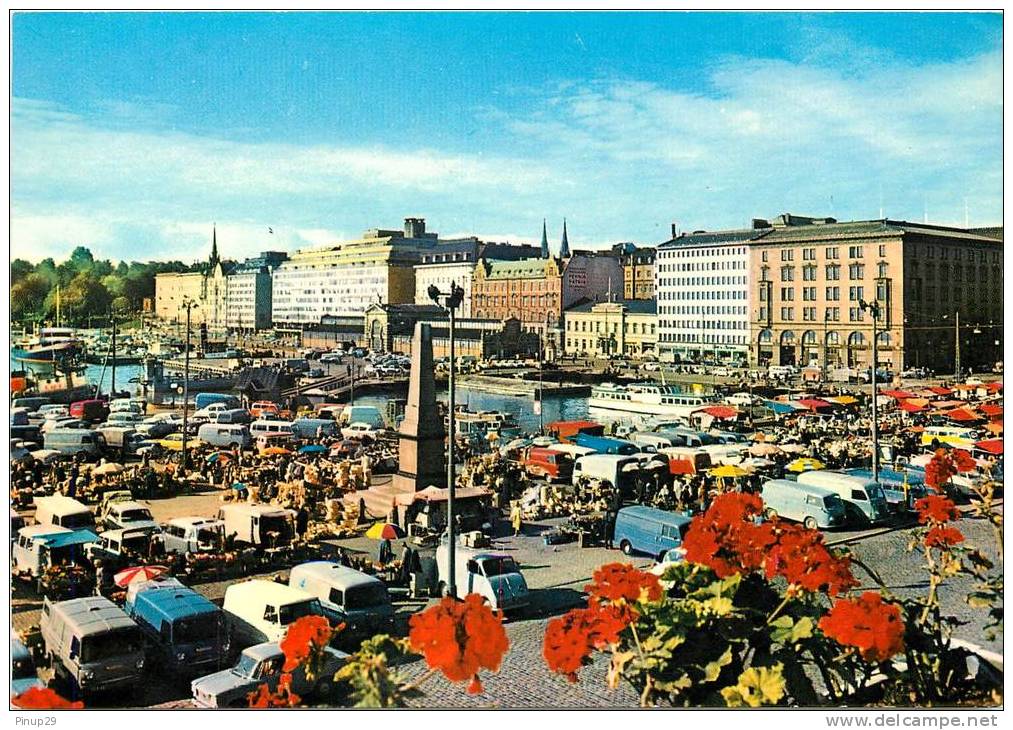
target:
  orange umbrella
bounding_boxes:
[260,446,292,456]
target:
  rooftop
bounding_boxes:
[565,298,657,315]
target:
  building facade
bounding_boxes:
[621,246,656,300]
[226,251,288,332]
[748,216,1003,373]
[154,230,230,331]
[655,226,757,364]
[413,240,541,319]
[563,299,657,358]
[271,218,439,326]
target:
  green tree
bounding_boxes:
[11,274,52,321]
[11,259,33,284]
[51,272,112,323]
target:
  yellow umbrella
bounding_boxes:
[365,522,405,540]
[787,457,825,473]
[710,464,751,478]
[828,395,858,405]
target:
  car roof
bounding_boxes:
[50,597,137,637]
[222,503,294,517]
[763,479,837,497]
[290,561,384,589]
[226,580,314,605]
[134,586,219,622]
[618,505,692,525]
[168,516,223,528]
[112,501,150,512]
[242,642,284,662]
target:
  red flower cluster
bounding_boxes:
[764,525,858,597]
[818,592,905,663]
[683,493,776,577]
[914,494,959,525]
[248,673,301,708]
[10,687,84,709]
[924,526,965,549]
[924,449,958,491]
[280,615,334,672]
[682,493,856,595]
[543,599,634,682]
[586,562,663,604]
[408,594,509,694]
[953,449,978,473]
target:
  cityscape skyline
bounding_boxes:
[11,12,1003,263]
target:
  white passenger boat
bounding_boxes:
[588,383,715,419]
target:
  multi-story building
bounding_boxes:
[655,225,757,364]
[271,218,439,326]
[748,215,1003,373]
[471,253,623,338]
[619,245,656,300]
[413,240,541,319]
[225,251,288,332]
[563,299,657,358]
[154,229,230,331]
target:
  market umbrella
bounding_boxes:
[206,452,233,463]
[260,446,292,456]
[947,408,981,423]
[298,444,328,454]
[365,522,405,540]
[740,457,776,470]
[828,395,858,405]
[975,439,1004,455]
[779,443,808,454]
[114,565,169,588]
[92,462,124,476]
[787,457,825,473]
[749,443,783,457]
[979,403,1003,418]
[710,464,750,478]
[897,400,925,413]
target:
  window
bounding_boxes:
[781,249,794,261]
[849,263,865,280]
[803,248,816,261]
[803,307,816,321]
[264,606,278,623]
[780,266,795,282]
[877,262,888,277]
[849,245,864,258]
[803,287,816,301]
[826,286,840,301]
[878,244,887,257]
[780,307,794,321]
[825,247,839,259]
[851,490,868,501]
[780,288,794,301]
[849,307,864,322]
[761,251,769,263]
[826,307,840,321]
[803,265,817,281]
[759,287,768,302]
[826,264,840,281]
[849,286,864,301]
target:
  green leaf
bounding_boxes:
[703,647,733,682]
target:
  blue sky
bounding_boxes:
[11,11,1003,263]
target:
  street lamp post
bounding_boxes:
[859,299,881,482]
[428,282,465,598]
[822,309,830,381]
[180,299,197,475]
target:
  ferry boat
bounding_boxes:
[588,382,716,419]
[448,408,523,441]
[11,327,82,365]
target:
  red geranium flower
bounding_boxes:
[914,494,959,525]
[818,592,905,663]
[280,614,334,672]
[683,493,777,578]
[248,673,302,708]
[543,607,598,682]
[952,449,977,473]
[924,449,958,491]
[924,525,965,549]
[586,563,663,603]
[11,687,84,709]
[764,524,857,596]
[409,594,509,689]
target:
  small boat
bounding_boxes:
[11,327,82,365]
[449,408,523,440]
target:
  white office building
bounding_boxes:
[655,227,757,364]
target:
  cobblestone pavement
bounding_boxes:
[14,493,1002,708]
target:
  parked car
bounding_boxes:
[191,641,348,708]
[103,501,159,533]
[250,401,280,419]
[69,399,110,423]
[155,433,201,452]
[11,629,45,695]
[13,525,99,578]
[162,517,225,554]
[34,496,97,531]
[436,541,529,613]
[218,503,295,548]
[341,422,379,441]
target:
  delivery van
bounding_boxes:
[34,495,97,531]
[288,562,394,637]
[523,447,573,482]
[69,399,109,423]
[218,503,296,548]
[761,479,847,529]
[43,428,104,459]
[612,505,692,560]
[249,420,294,440]
[13,525,99,578]
[162,517,225,554]
[796,470,891,524]
[194,393,241,411]
[436,540,529,613]
[572,433,640,455]
[40,596,146,696]
[292,418,339,439]
[198,423,251,449]
[658,446,712,476]
[222,580,325,648]
[573,454,643,491]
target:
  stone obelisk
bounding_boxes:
[391,323,446,494]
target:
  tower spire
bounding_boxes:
[210,224,219,267]
[540,218,549,259]
[560,218,570,258]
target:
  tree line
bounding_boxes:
[10,246,200,326]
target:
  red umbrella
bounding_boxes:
[114,565,169,588]
[975,439,1004,455]
[979,403,1003,418]
[796,398,833,411]
[947,407,981,422]
[699,405,739,419]
[927,387,953,396]
[985,382,1003,392]
[881,390,916,400]
[897,400,925,413]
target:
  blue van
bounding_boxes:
[612,505,692,560]
[573,433,640,456]
[126,583,230,678]
[761,479,846,530]
[844,468,929,513]
[194,393,241,411]
[292,418,339,440]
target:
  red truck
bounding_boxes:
[523,447,574,482]
[69,398,109,423]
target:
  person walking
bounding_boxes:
[510,501,523,537]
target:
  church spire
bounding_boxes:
[559,218,570,258]
[540,219,549,258]
[209,224,220,267]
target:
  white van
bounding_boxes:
[573,454,643,490]
[198,423,251,449]
[768,365,796,379]
[162,517,225,554]
[249,420,295,440]
[436,540,529,613]
[629,432,679,450]
[288,562,394,636]
[13,525,99,577]
[218,503,296,547]
[34,495,96,531]
[795,470,891,524]
[223,580,325,648]
[541,442,596,462]
[43,428,103,459]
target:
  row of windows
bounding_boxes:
[658,320,748,331]
[660,246,748,258]
[659,289,747,301]
[658,305,747,316]
[657,275,747,288]
[658,333,748,345]
[565,320,657,335]
[776,306,869,323]
[656,260,746,273]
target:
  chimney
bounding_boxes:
[671,223,678,238]
[404,217,426,238]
